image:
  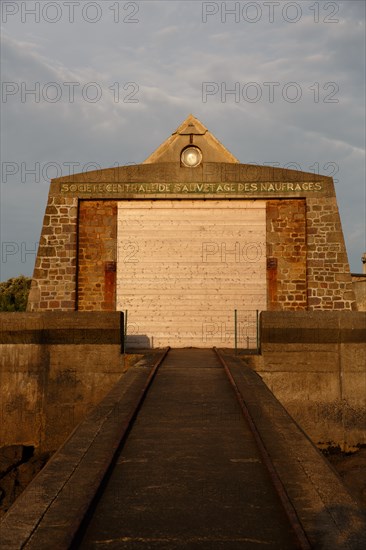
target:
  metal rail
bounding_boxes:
[6,346,316,549]
[213,347,312,550]
[76,346,311,549]
[0,348,171,550]
[77,347,311,549]
[71,346,170,548]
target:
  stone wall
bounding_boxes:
[27,196,78,311]
[0,312,123,452]
[256,311,366,450]
[306,197,355,310]
[1,310,364,454]
[78,201,117,311]
[27,163,356,312]
[266,200,307,310]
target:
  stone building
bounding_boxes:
[27,115,357,346]
[352,253,366,311]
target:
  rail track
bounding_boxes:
[71,347,310,549]
[2,347,365,549]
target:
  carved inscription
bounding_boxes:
[60,181,323,195]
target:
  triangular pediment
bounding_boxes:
[143,115,239,164]
[175,116,207,135]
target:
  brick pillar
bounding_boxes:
[306,197,356,310]
[27,196,78,311]
[78,201,117,311]
[266,200,307,310]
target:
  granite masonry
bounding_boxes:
[27,115,357,347]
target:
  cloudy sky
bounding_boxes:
[1,0,365,280]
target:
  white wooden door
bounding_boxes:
[117,200,266,348]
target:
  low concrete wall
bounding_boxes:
[353,278,366,311]
[0,312,123,452]
[2,311,365,453]
[257,311,366,450]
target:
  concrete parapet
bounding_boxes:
[257,311,366,450]
[352,277,366,311]
[0,311,122,344]
[0,312,123,452]
[261,310,366,344]
[0,354,164,550]
[220,351,366,549]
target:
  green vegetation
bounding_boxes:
[0,275,32,311]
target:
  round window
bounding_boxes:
[181,146,202,168]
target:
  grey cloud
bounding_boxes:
[0,0,364,279]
